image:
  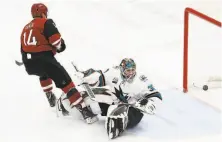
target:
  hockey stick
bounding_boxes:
[15,60,23,66]
[71,61,80,72]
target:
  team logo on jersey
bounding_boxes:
[113,86,128,103]
[112,77,118,84]
[139,75,148,82]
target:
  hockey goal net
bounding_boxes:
[183,7,222,93]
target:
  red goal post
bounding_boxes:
[183,7,222,93]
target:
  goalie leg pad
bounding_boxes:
[105,104,129,139]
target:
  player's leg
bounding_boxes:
[22,54,57,107]
[44,57,98,124]
[39,75,56,107]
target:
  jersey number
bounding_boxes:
[23,29,37,46]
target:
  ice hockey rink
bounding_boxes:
[1,0,221,142]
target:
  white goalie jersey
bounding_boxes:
[75,66,162,114]
[105,67,161,102]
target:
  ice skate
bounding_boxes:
[76,104,99,124]
[45,91,56,107]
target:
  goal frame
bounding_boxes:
[183,7,222,93]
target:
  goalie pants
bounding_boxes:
[22,50,72,89]
[127,107,144,128]
[99,103,144,128]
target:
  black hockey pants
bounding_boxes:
[22,50,72,89]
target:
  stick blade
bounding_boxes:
[15,60,23,66]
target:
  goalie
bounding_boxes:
[57,58,163,139]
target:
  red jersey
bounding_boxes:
[21,18,61,54]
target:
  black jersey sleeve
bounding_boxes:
[43,19,60,40]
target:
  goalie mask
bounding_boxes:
[119,58,136,83]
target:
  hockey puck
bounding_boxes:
[203,85,208,91]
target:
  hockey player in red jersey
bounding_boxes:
[20,3,98,124]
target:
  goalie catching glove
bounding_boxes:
[134,98,156,115]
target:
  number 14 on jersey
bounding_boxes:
[23,29,37,46]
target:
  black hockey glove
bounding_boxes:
[57,39,66,53]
